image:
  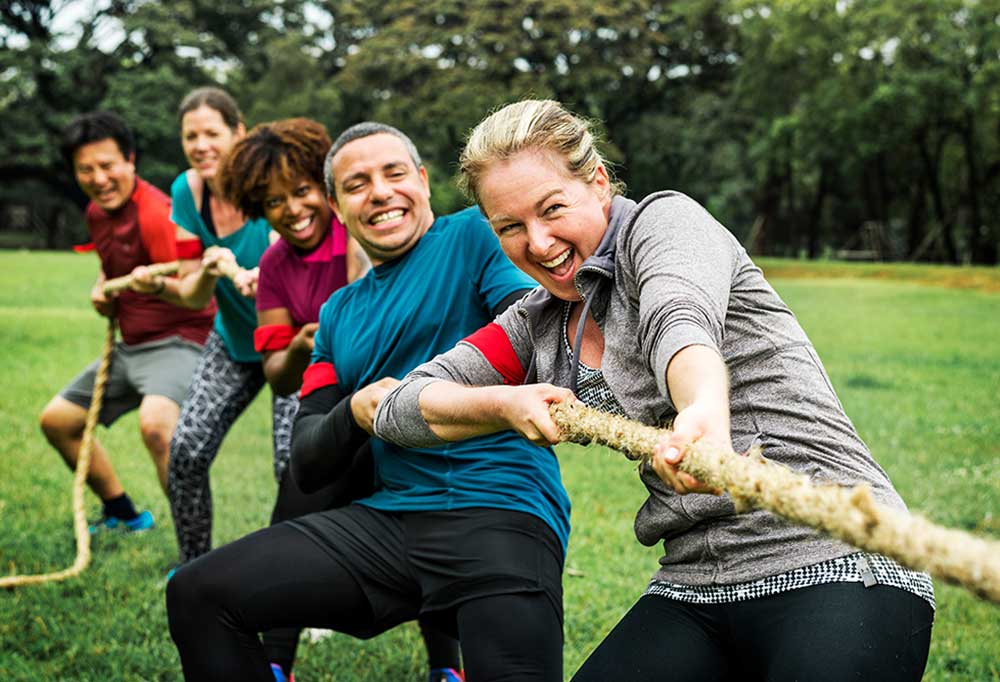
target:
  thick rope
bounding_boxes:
[214,259,245,281]
[1,320,116,588]
[550,401,1000,604]
[2,259,246,589]
[102,261,180,294]
[102,259,246,296]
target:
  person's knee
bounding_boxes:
[167,562,223,634]
[39,397,85,443]
[139,413,173,455]
[166,565,199,636]
[139,396,179,453]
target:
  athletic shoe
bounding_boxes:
[270,663,295,682]
[429,668,464,682]
[88,509,154,534]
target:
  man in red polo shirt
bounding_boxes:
[39,111,215,533]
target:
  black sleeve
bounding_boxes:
[290,384,370,493]
[492,287,534,318]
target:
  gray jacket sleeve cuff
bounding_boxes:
[374,376,449,448]
[653,322,720,409]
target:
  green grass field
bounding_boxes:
[1,251,998,681]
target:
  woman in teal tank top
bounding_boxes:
[162,89,300,591]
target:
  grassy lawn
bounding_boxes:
[1,250,998,681]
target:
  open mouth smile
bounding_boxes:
[370,209,405,225]
[289,214,313,233]
[540,248,572,269]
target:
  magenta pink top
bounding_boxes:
[256,217,350,325]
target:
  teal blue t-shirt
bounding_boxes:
[170,172,272,362]
[312,207,571,550]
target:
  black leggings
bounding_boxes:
[571,583,933,682]
[167,522,562,682]
[260,457,386,672]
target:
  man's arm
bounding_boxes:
[90,270,116,317]
[291,380,368,493]
[290,370,396,493]
[128,224,219,308]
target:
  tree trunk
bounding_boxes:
[907,176,927,260]
[806,163,829,259]
[962,113,995,264]
[752,163,782,256]
[916,128,959,263]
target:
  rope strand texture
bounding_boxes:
[102,262,180,295]
[550,400,1000,604]
[1,320,116,588]
[102,259,246,297]
[213,259,244,281]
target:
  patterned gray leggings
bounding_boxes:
[168,331,298,563]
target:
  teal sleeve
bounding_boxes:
[169,173,205,240]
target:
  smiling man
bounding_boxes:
[217,117,459,682]
[39,111,214,534]
[167,123,571,682]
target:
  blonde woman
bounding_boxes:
[375,100,934,681]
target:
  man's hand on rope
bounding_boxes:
[351,377,402,435]
[499,384,577,447]
[90,281,117,317]
[652,400,726,496]
[128,264,166,296]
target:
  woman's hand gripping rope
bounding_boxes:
[548,400,1000,605]
[201,246,254,297]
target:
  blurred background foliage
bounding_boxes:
[1,0,998,263]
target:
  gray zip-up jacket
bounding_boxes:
[376,191,906,586]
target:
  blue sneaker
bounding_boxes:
[89,509,154,534]
[429,669,464,682]
[271,663,294,682]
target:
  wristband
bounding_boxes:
[254,324,301,352]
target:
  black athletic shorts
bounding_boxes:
[288,504,565,639]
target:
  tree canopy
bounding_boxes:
[2,0,998,262]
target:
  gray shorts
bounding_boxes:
[60,335,203,426]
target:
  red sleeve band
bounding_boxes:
[176,238,205,259]
[254,324,302,352]
[462,322,526,386]
[301,361,337,398]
